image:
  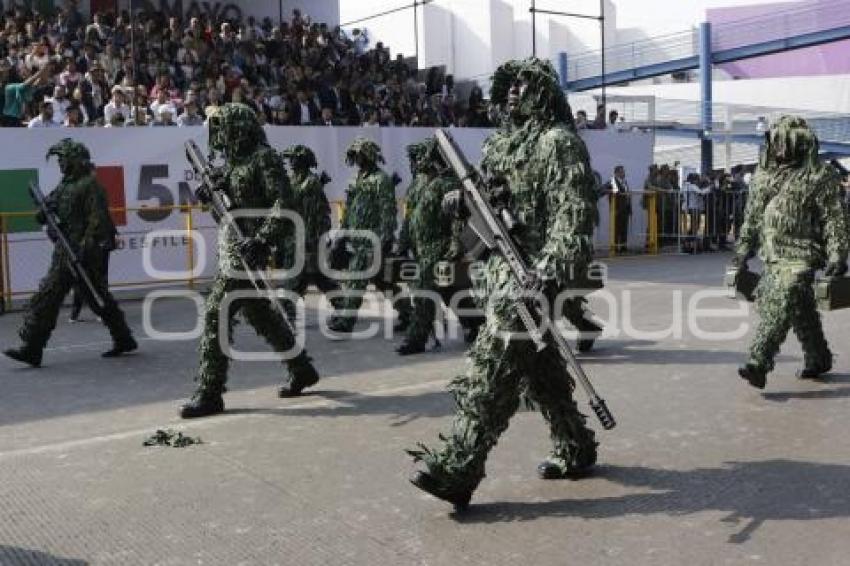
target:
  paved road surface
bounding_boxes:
[0,254,848,565]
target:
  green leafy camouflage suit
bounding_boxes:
[4,139,135,367]
[396,138,465,351]
[187,104,318,410]
[280,145,347,326]
[332,137,409,332]
[736,116,849,388]
[408,59,598,507]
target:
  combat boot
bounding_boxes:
[327,317,355,334]
[3,346,43,368]
[738,363,767,389]
[180,393,225,419]
[537,442,598,480]
[409,470,473,511]
[797,358,833,380]
[396,340,426,356]
[278,355,320,397]
[102,336,138,358]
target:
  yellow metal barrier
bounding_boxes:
[1,215,11,311]
[0,205,213,303]
[648,192,659,255]
[608,194,617,257]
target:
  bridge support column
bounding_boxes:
[700,21,713,175]
[558,52,569,91]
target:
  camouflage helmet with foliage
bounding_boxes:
[761,115,820,170]
[282,144,318,170]
[490,57,574,127]
[46,138,93,177]
[345,137,384,167]
[406,137,445,175]
[406,139,431,174]
[208,103,268,158]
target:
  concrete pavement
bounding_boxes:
[1,253,849,565]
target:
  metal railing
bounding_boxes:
[600,189,749,256]
[566,0,850,84]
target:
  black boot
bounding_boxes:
[409,470,473,511]
[537,459,594,480]
[3,346,43,368]
[797,358,833,380]
[396,340,426,356]
[577,338,595,353]
[179,394,224,419]
[327,317,355,334]
[463,325,479,344]
[278,357,320,397]
[102,336,138,358]
[738,363,767,389]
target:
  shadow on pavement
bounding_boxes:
[0,546,88,565]
[455,459,850,544]
[761,373,850,402]
[582,343,787,366]
[225,388,454,426]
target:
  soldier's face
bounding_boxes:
[507,79,529,121]
[57,156,72,176]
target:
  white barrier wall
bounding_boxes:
[0,127,653,295]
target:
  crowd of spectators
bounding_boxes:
[640,163,752,253]
[1,2,492,128]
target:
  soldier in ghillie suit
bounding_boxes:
[408,58,599,509]
[279,144,347,326]
[329,137,409,333]
[4,139,137,368]
[734,116,849,389]
[180,104,319,419]
[396,137,480,355]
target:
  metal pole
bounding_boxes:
[531,0,536,57]
[699,21,713,175]
[279,0,283,26]
[558,51,568,90]
[600,0,606,109]
[413,0,419,63]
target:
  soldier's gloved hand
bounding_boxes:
[330,235,348,256]
[238,237,271,270]
[731,250,754,271]
[45,225,59,243]
[487,176,511,207]
[195,184,213,205]
[824,261,848,277]
[522,269,552,297]
[442,190,466,217]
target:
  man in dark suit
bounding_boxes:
[293,89,319,125]
[602,165,632,253]
[319,106,338,126]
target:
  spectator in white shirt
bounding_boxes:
[63,105,84,127]
[149,90,176,118]
[28,101,58,128]
[177,100,204,127]
[680,173,711,252]
[152,105,177,126]
[103,86,130,125]
[46,85,71,124]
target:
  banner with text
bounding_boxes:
[0,127,653,296]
